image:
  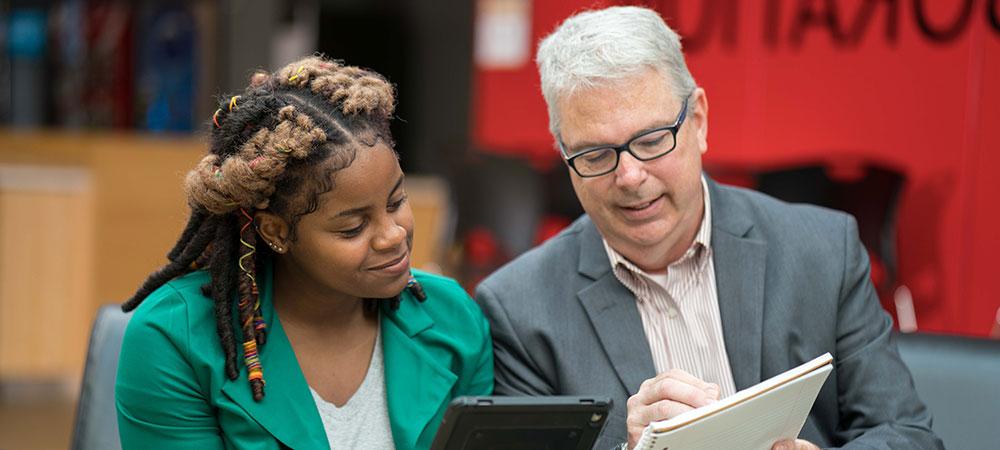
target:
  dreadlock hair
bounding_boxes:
[122,55,426,402]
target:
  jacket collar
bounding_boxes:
[220,268,455,449]
[578,215,613,280]
[576,216,657,394]
[382,292,457,449]
[219,266,330,450]
[574,176,767,393]
[706,178,766,390]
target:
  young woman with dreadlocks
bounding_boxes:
[115,56,493,450]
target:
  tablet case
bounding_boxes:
[430,396,613,450]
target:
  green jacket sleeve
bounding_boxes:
[460,306,494,397]
[115,285,226,450]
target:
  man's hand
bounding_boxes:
[772,439,821,450]
[625,369,720,449]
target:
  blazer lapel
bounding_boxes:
[219,271,329,450]
[708,179,766,390]
[576,218,657,396]
[382,293,457,450]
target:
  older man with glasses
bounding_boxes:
[475,6,942,450]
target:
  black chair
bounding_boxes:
[895,332,1000,450]
[71,304,131,450]
[755,164,905,294]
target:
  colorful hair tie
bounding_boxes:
[212,109,222,128]
[238,208,258,290]
[228,95,240,112]
[288,66,305,82]
[254,314,266,333]
[406,276,427,302]
[242,340,264,383]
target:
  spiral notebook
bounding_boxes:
[635,353,833,450]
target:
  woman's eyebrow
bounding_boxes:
[388,174,405,198]
[333,205,370,219]
[331,174,405,220]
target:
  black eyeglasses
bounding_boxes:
[559,98,689,178]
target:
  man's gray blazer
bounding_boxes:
[475,178,942,449]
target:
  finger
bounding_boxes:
[658,377,716,408]
[662,368,719,394]
[641,398,696,423]
[643,367,696,384]
[772,439,819,450]
[627,424,644,450]
[707,383,721,400]
[650,369,721,401]
[626,403,653,450]
[634,377,716,408]
[626,399,694,447]
[639,367,700,389]
[772,440,794,450]
[794,439,821,450]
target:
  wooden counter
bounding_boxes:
[0,131,205,382]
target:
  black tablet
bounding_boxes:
[429,396,613,450]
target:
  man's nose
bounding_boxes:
[614,150,646,188]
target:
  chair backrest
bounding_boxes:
[71,304,132,450]
[895,332,1000,450]
[755,164,905,288]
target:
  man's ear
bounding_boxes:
[691,87,709,155]
[254,210,290,254]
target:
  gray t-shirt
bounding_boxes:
[309,328,395,449]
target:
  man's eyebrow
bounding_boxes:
[564,124,667,154]
[565,139,612,154]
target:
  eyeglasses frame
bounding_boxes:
[558,97,690,178]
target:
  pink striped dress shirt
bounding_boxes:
[602,177,738,398]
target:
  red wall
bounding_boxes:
[472,0,1000,336]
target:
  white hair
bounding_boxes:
[536,6,698,141]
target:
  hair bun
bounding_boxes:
[273,56,395,120]
[309,69,395,119]
[184,154,237,214]
[275,56,339,89]
[340,74,395,118]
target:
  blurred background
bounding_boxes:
[0,0,997,449]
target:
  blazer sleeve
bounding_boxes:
[115,286,226,450]
[457,301,495,397]
[831,216,943,449]
[475,280,556,396]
